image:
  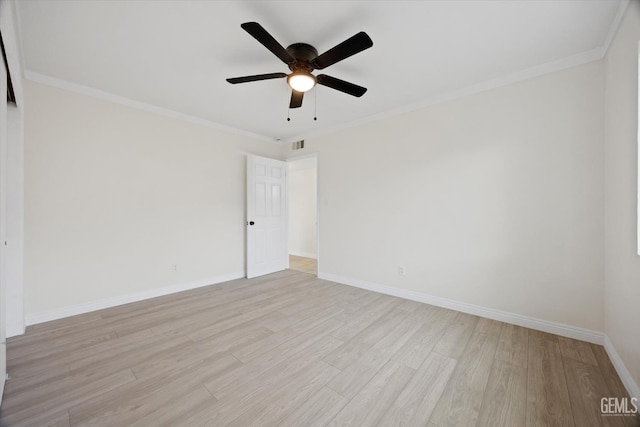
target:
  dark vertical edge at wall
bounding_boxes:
[0,31,16,105]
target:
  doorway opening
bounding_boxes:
[287,156,318,276]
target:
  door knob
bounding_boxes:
[249,221,255,226]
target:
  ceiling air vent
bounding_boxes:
[292,140,305,150]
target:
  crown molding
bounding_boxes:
[23,0,622,148]
[24,71,279,144]
[282,47,604,144]
[600,0,630,58]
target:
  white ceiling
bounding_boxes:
[16,0,625,143]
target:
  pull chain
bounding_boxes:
[314,86,318,121]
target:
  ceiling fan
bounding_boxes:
[226,22,373,109]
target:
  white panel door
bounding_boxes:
[247,155,288,278]
[0,31,7,402]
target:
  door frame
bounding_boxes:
[286,153,319,275]
[0,0,26,339]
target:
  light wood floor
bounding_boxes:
[289,255,317,275]
[1,270,637,426]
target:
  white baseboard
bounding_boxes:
[24,271,245,327]
[318,272,604,345]
[289,251,317,259]
[604,335,640,399]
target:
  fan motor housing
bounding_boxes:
[286,43,318,72]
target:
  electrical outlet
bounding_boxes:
[171,264,177,271]
[398,266,406,276]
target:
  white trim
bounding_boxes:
[0,0,26,339]
[604,335,640,399]
[282,48,604,144]
[286,153,319,162]
[25,46,606,148]
[24,271,244,326]
[5,107,24,338]
[10,0,27,80]
[23,71,276,144]
[601,0,630,58]
[318,272,604,345]
[288,251,317,260]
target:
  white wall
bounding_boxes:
[23,81,281,319]
[604,0,640,398]
[285,60,605,334]
[288,158,317,259]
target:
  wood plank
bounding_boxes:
[477,360,527,427]
[330,295,401,342]
[370,309,428,357]
[433,312,479,360]
[225,361,340,427]
[495,323,528,368]
[2,408,72,427]
[0,369,136,425]
[278,386,349,427]
[328,360,416,427]
[327,349,391,399]
[394,307,457,369]
[68,333,192,374]
[232,305,344,362]
[591,344,629,399]
[526,330,575,427]
[379,352,457,427]
[563,357,625,427]
[127,387,216,427]
[475,317,503,337]
[289,255,317,275]
[69,355,239,426]
[558,335,598,366]
[429,331,498,426]
[21,311,102,334]
[331,308,440,396]
[2,270,632,427]
[210,355,341,425]
[7,328,156,378]
[2,363,70,398]
[194,325,274,358]
[212,335,343,402]
[187,296,299,342]
[205,319,343,394]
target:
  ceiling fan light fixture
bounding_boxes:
[287,72,316,92]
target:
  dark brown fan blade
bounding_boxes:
[241,22,295,65]
[290,90,304,108]
[226,73,287,84]
[312,32,373,70]
[316,74,367,97]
